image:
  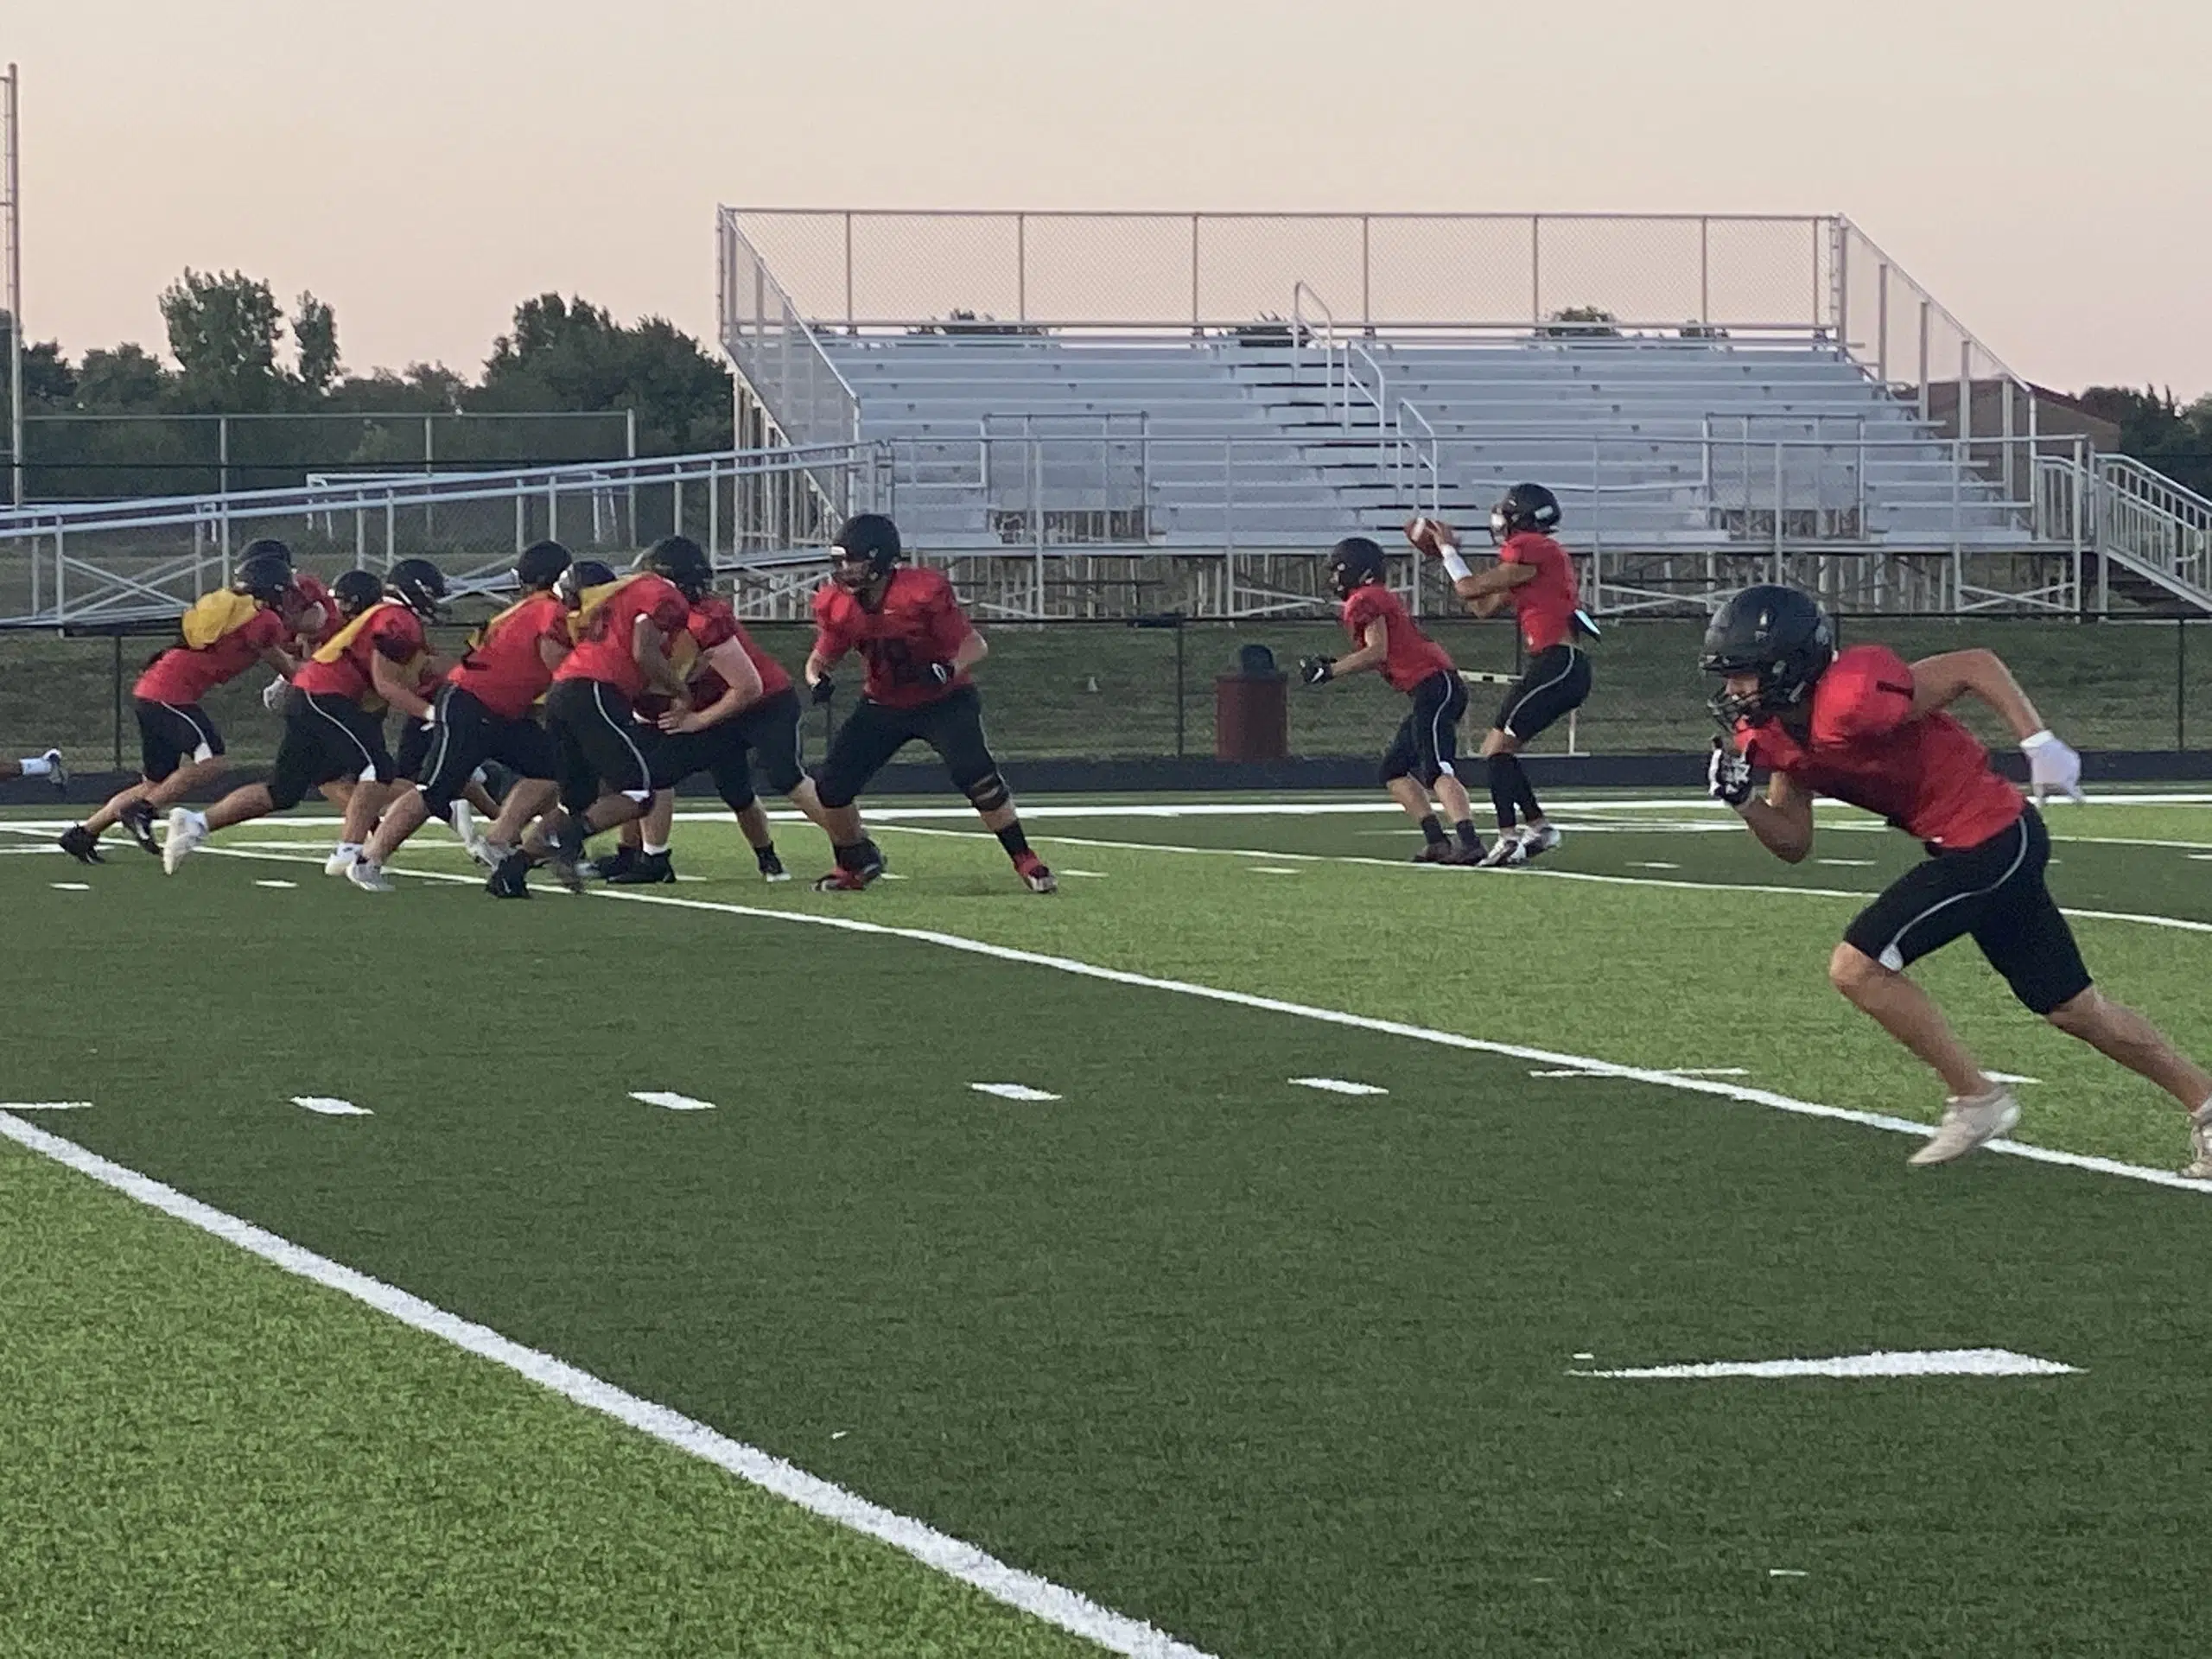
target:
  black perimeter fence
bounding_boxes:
[3,612,2207,778]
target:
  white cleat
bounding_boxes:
[1477,830,1529,868]
[2182,1103,2212,1181]
[162,808,206,874]
[1520,823,1562,860]
[1907,1086,2020,1167]
[346,859,395,893]
[324,847,359,877]
[450,801,495,866]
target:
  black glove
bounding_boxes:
[1707,737,1753,807]
[925,659,956,685]
[1299,655,1335,686]
[810,676,836,706]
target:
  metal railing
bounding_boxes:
[2096,454,2212,604]
[722,209,1836,334]
[0,445,883,626]
[717,210,862,503]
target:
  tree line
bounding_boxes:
[4,272,733,498]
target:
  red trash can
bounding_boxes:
[1215,645,1289,761]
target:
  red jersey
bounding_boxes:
[292,601,428,707]
[447,592,570,720]
[652,596,794,715]
[1498,531,1579,652]
[554,573,692,700]
[811,567,973,709]
[134,597,288,704]
[1341,582,1454,694]
[1735,645,2024,849]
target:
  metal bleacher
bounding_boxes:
[719,210,2212,620]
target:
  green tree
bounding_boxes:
[2077,386,2212,496]
[292,291,341,398]
[74,344,172,410]
[160,268,285,411]
[474,294,730,454]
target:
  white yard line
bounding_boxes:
[0,1113,1217,1659]
[291,1096,372,1117]
[969,1083,1062,1103]
[629,1090,717,1112]
[1571,1348,2079,1380]
[105,844,2212,1193]
[868,823,2212,937]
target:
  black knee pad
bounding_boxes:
[963,770,1011,813]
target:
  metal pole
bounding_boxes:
[843,211,855,329]
[1875,264,1889,385]
[3,64,21,507]
[626,407,638,546]
[111,632,123,770]
[1016,213,1027,323]
[218,414,230,499]
[2177,618,2188,753]
[1916,302,1930,423]
[1360,215,1370,330]
[1190,214,1201,331]
[1529,214,1541,324]
[1698,216,1709,326]
[1174,617,1185,759]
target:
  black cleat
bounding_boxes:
[757,848,789,883]
[607,850,675,886]
[486,852,533,899]
[118,800,159,856]
[59,824,105,865]
[581,844,636,882]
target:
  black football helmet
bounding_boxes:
[331,569,384,620]
[385,557,448,619]
[830,513,903,593]
[232,550,296,606]
[1700,584,1837,725]
[556,559,618,610]
[1325,536,1386,599]
[639,535,715,601]
[1490,482,1561,544]
[238,536,295,570]
[515,540,573,593]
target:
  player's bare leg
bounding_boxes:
[361,787,430,870]
[79,755,229,856]
[515,792,650,892]
[483,777,556,859]
[1827,943,2020,1166]
[2044,988,2212,1119]
[1389,773,1484,866]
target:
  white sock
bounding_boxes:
[2195,1095,2212,1125]
[184,809,208,832]
[643,839,670,857]
[335,842,361,858]
[17,754,53,777]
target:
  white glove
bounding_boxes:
[1707,737,1753,808]
[2021,729,2084,804]
[261,677,289,711]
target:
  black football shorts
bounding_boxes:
[1841,807,2089,1015]
[1493,645,1592,743]
[1380,670,1467,788]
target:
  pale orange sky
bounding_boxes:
[11,0,2209,395]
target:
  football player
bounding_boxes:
[1299,537,1484,863]
[486,545,693,896]
[60,546,301,864]
[596,538,842,886]
[0,748,63,787]
[805,513,1049,893]
[347,541,575,893]
[1408,484,1595,866]
[1702,583,2212,1173]
[163,561,448,874]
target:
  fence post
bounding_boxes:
[2180,619,2189,753]
[111,633,123,771]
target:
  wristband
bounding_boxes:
[1441,549,1472,583]
[2020,729,2059,752]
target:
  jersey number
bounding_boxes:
[862,637,928,687]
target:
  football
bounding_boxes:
[1404,515,1446,556]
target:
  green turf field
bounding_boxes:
[5,791,2212,1656]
